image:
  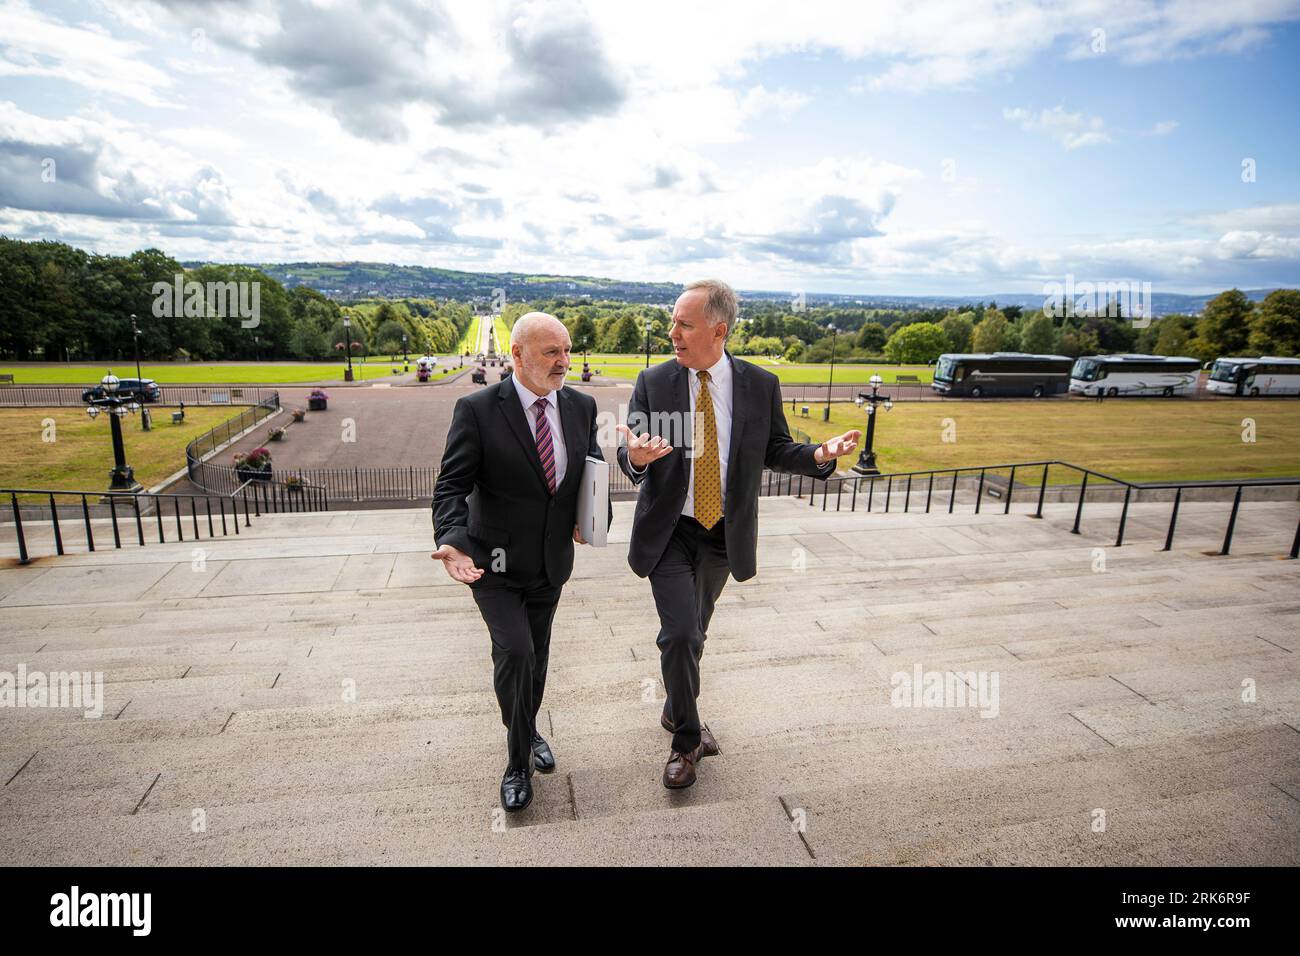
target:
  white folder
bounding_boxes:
[577,456,609,547]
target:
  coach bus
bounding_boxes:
[1205,356,1300,396]
[931,352,1074,398]
[1068,354,1202,397]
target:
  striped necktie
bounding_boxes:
[532,398,557,494]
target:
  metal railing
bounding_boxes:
[2,476,328,564]
[185,391,282,487]
[4,488,249,564]
[0,384,278,408]
[229,477,329,519]
[779,460,1300,559]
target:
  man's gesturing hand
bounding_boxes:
[617,423,673,469]
[814,429,863,465]
[431,543,484,584]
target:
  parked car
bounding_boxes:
[81,377,162,403]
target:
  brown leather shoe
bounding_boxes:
[661,706,720,757]
[663,743,704,789]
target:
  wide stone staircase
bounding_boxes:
[1,494,1298,865]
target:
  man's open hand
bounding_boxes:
[617,423,673,469]
[814,429,862,465]
[430,543,484,584]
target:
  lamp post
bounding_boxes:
[86,371,143,492]
[129,313,150,431]
[824,324,837,422]
[644,318,652,368]
[403,333,409,372]
[343,317,355,382]
[851,373,893,475]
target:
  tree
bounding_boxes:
[742,336,784,357]
[568,313,598,354]
[1020,311,1057,353]
[290,322,330,360]
[1193,289,1253,359]
[605,313,642,353]
[971,310,1011,352]
[1057,328,1100,358]
[375,318,407,357]
[939,311,974,353]
[884,322,948,364]
[1248,289,1300,356]
[1152,314,1197,356]
[855,322,887,352]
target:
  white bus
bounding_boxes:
[1069,354,1201,397]
[1206,356,1300,396]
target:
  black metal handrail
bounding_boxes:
[229,476,329,522]
[1,473,330,564]
[3,487,252,565]
[779,460,1300,559]
[185,391,282,489]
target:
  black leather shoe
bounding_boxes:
[501,767,533,813]
[531,732,556,773]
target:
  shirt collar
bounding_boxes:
[512,374,557,410]
[691,352,731,384]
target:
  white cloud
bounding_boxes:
[1003,105,1112,149]
[0,0,175,107]
[2,0,1299,293]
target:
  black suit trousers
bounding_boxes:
[649,515,731,753]
[472,576,562,773]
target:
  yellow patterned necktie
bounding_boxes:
[694,369,723,530]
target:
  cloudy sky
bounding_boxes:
[2,0,1299,294]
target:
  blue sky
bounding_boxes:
[2,0,1298,296]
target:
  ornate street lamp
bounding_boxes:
[129,313,150,432]
[86,371,143,492]
[851,373,893,476]
[644,317,652,368]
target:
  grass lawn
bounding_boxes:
[791,398,1300,484]
[494,315,511,353]
[0,362,405,385]
[0,406,249,497]
[454,315,483,355]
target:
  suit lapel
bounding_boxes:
[670,361,690,483]
[497,380,551,493]
[556,386,585,492]
[725,352,748,497]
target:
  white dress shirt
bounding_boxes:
[512,375,567,487]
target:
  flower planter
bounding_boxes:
[308,398,327,411]
[235,465,273,483]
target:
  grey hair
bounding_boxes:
[683,278,739,328]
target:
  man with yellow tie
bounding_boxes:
[617,279,862,788]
